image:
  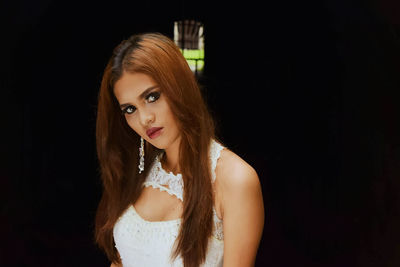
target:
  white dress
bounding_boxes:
[113,140,225,266]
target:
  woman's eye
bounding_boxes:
[123,106,136,115]
[146,92,160,103]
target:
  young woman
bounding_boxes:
[94,32,264,267]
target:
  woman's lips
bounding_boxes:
[146,127,163,139]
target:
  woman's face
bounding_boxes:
[113,71,181,150]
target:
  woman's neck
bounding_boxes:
[161,137,181,175]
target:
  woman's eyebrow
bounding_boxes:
[119,85,159,109]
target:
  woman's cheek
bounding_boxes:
[126,117,138,132]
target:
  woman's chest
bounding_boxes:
[133,185,183,222]
[133,182,223,223]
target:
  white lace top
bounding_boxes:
[113,139,225,266]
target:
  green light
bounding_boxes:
[180,49,204,72]
[186,59,204,71]
[180,49,205,60]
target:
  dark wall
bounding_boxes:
[1,0,399,266]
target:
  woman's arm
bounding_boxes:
[218,151,265,267]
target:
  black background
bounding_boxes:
[1,0,400,266]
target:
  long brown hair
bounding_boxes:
[94,32,217,267]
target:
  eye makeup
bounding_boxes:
[146,91,160,103]
[121,90,161,115]
[122,105,136,115]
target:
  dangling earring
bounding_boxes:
[138,137,145,173]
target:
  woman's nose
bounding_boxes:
[139,109,155,126]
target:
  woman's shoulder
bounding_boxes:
[216,146,260,192]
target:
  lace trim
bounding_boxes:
[141,139,224,241]
[123,204,224,241]
[143,182,183,201]
[212,209,224,240]
[130,205,181,225]
[145,157,184,201]
[209,140,224,183]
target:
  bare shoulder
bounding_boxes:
[216,147,260,190]
[214,147,262,220]
[214,146,265,265]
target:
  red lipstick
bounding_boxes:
[146,127,163,139]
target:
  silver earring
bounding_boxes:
[138,137,145,173]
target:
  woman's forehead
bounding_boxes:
[114,73,158,101]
